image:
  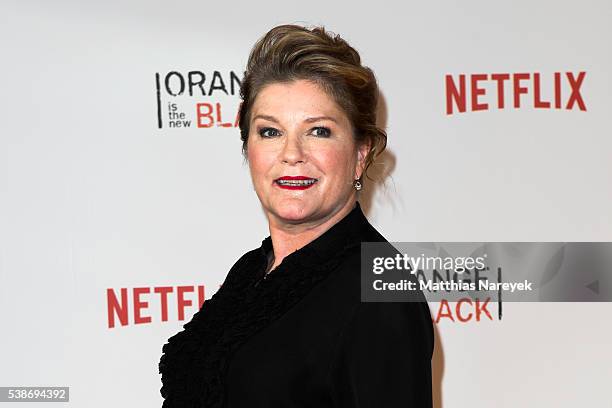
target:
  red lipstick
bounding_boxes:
[274,176,319,190]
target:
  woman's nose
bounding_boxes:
[280,134,305,164]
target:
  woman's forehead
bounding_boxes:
[251,80,348,124]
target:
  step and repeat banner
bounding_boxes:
[1,1,611,407]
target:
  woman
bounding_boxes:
[159,24,433,407]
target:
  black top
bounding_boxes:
[159,201,434,407]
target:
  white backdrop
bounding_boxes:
[1,1,611,407]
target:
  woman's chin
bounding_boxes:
[270,200,318,224]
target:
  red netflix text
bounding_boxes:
[106,285,207,328]
[445,71,587,114]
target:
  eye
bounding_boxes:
[311,126,331,137]
[258,127,280,138]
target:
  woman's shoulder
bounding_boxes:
[319,219,391,289]
[318,220,434,352]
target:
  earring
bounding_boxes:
[353,179,362,191]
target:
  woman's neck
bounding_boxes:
[266,199,357,271]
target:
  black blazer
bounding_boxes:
[159,201,434,407]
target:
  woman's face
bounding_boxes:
[247,79,368,227]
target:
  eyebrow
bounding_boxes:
[252,114,339,124]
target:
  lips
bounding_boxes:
[274,176,319,190]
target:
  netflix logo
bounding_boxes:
[445,71,587,114]
[106,285,210,328]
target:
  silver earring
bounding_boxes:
[353,179,362,191]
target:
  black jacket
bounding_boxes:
[159,201,434,407]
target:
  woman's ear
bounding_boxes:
[355,141,371,179]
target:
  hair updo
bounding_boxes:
[238,24,387,185]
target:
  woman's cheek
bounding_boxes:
[248,147,271,182]
[329,147,356,180]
